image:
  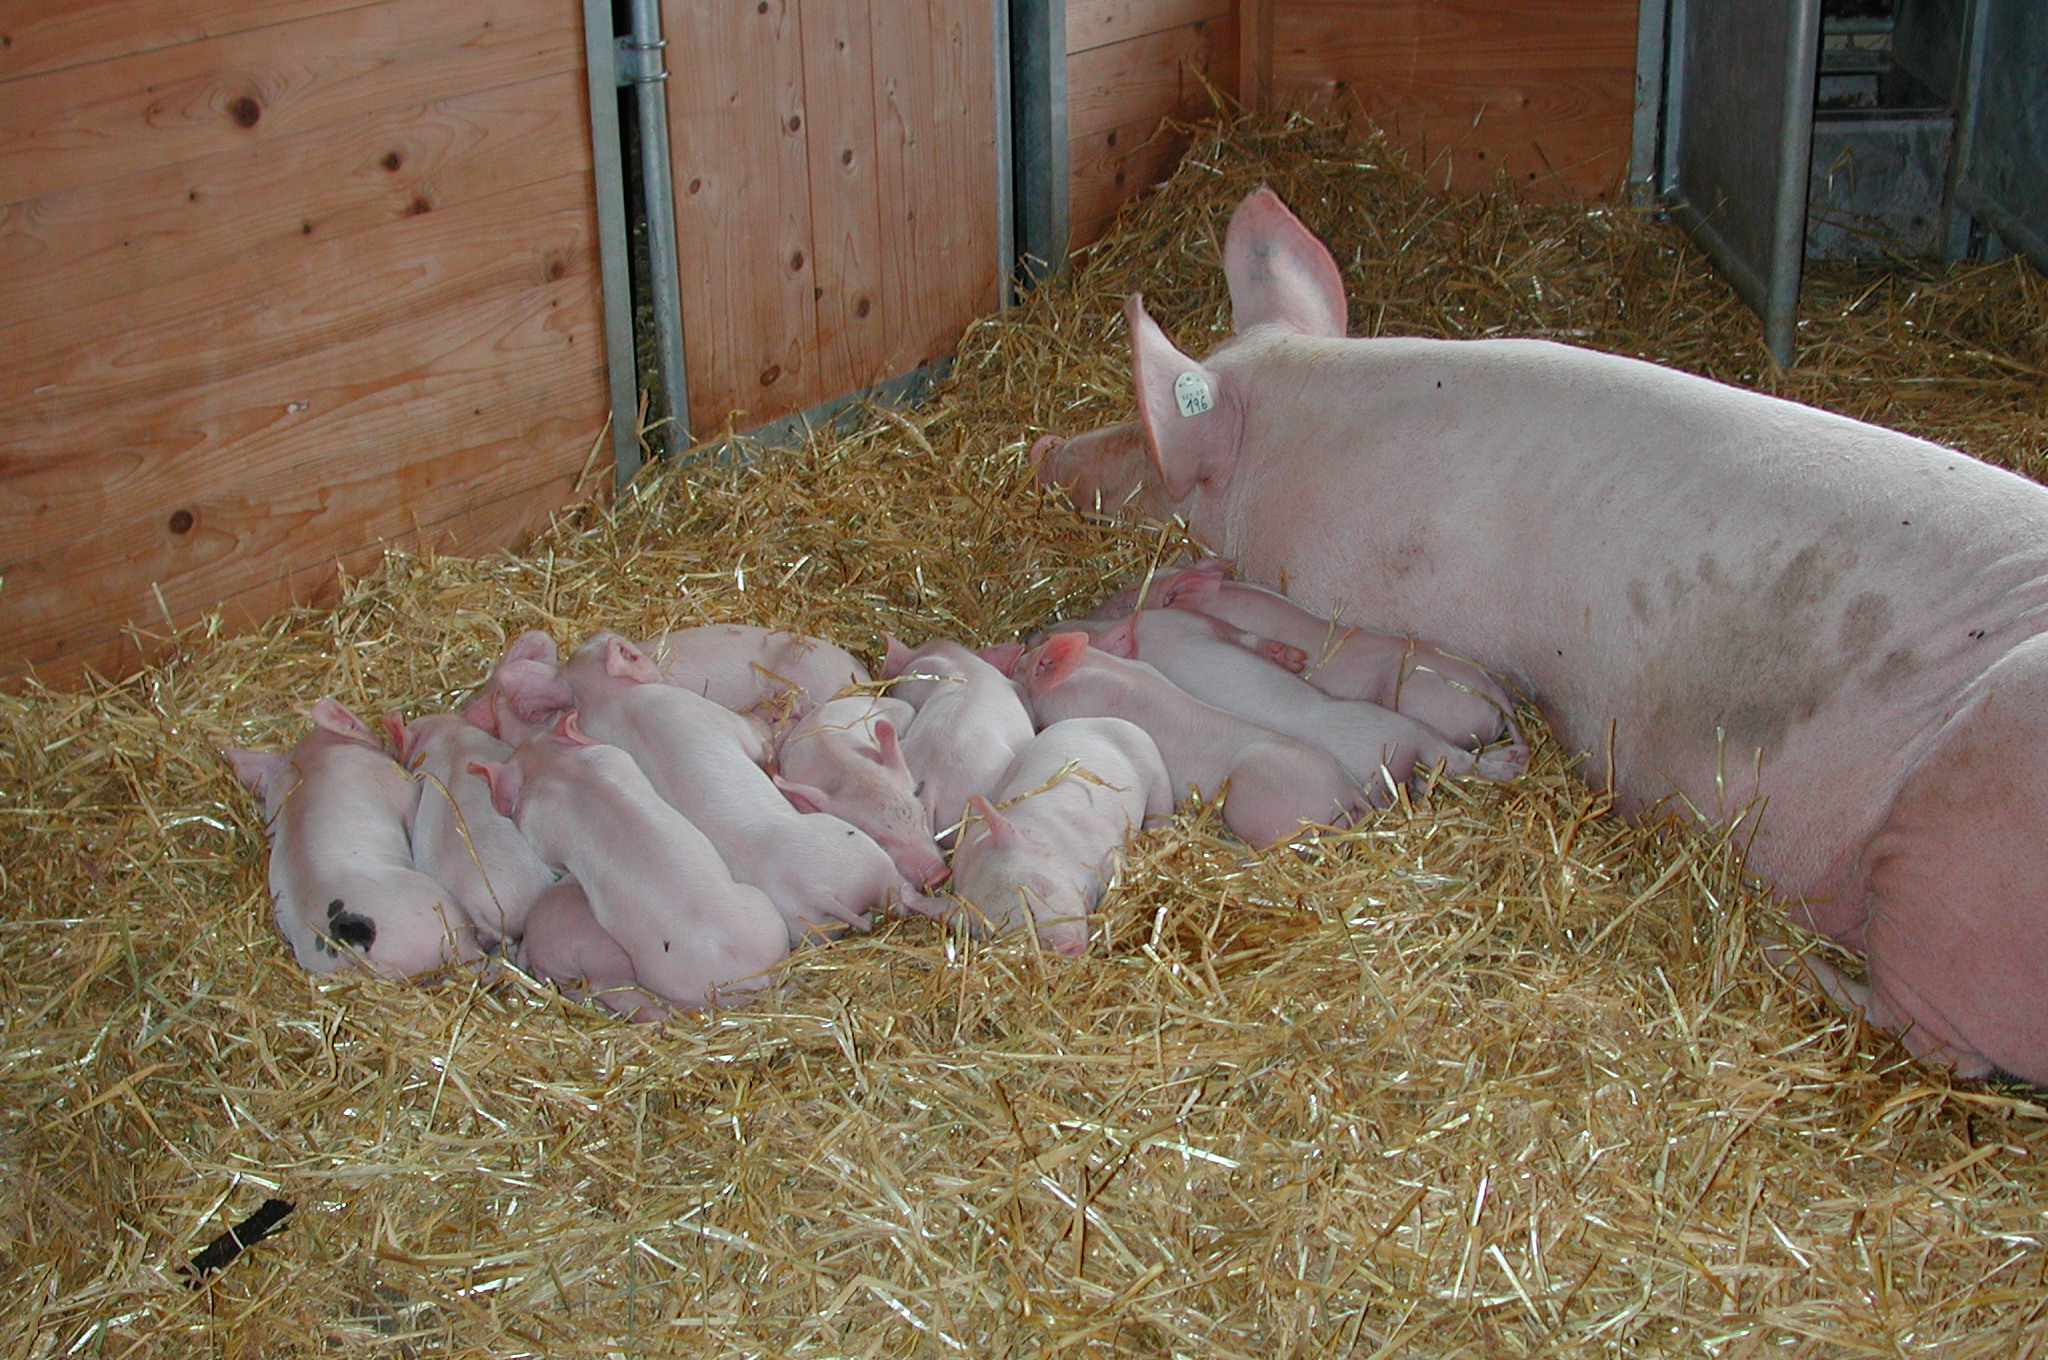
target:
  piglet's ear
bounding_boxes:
[773,775,830,815]
[380,711,411,760]
[310,697,376,744]
[967,796,1020,848]
[880,633,914,680]
[976,641,1027,676]
[225,747,288,797]
[468,760,522,819]
[1128,294,1240,505]
[1223,185,1349,339]
[870,720,908,773]
[1095,616,1139,659]
[505,630,558,666]
[1027,631,1092,691]
[603,634,661,683]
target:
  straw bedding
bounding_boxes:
[5,114,2047,1357]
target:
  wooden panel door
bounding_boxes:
[662,0,1004,435]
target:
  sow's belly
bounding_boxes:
[1243,497,2048,927]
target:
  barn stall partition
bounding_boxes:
[1,0,1662,691]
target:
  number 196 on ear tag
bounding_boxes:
[1174,371,1214,418]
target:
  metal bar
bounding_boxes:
[1629,0,1670,202]
[581,0,642,488]
[699,362,953,467]
[1010,0,1068,289]
[1763,0,1824,366]
[624,0,691,461]
[991,0,1017,308]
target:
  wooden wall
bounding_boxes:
[662,0,1004,434]
[1259,0,1640,200]
[1067,0,1239,250]
[0,0,609,686]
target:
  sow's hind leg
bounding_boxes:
[1856,633,2048,1086]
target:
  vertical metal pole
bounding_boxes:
[1010,0,1068,289]
[1629,0,1671,204]
[623,0,692,460]
[582,0,642,488]
[992,0,1017,308]
[1764,2,1823,367]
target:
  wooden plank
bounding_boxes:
[10,469,598,688]
[1,173,598,464]
[1274,0,1638,74]
[1068,114,1192,240]
[1241,0,1274,113]
[868,0,1003,381]
[0,336,605,679]
[1290,65,1637,199]
[663,0,821,430]
[0,0,370,84]
[1066,14,1238,142]
[1,176,600,565]
[1066,0,1232,57]
[0,69,590,324]
[0,0,581,207]
[1270,0,1638,200]
[798,1,890,400]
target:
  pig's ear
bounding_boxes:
[880,633,914,679]
[499,663,574,722]
[310,698,377,744]
[459,693,501,738]
[968,796,1020,847]
[380,711,412,760]
[1223,185,1348,338]
[504,630,558,666]
[1158,565,1222,612]
[556,711,597,746]
[1096,617,1139,659]
[869,719,910,773]
[773,776,830,815]
[224,747,288,796]
[1027,631,1092,690]
[603,634,660,683]
[469,760,522,819]
[1128,295,1239,504]
[977,641,1027,676]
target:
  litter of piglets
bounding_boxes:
[225,559,1524,1017]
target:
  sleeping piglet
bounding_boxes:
[948,717,1175,954]
[226,698,481,976]
[1153,560,1522,756]
[1090,610,1523,792]
[384,711,557,947]
[470,713,789,1011]
[772,694,951,891]
[1017,631,1367,848]
[535,632,924,944]
[516,877,673,1023]
[881,636,1037,844]
[644,623,870,715]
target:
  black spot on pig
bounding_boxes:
[325,898,376,952]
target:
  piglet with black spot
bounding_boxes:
[225,698,481,976]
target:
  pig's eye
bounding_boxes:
[914,780,926,796]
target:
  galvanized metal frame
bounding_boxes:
[1009,0,1069,289]
[1949,0,2048,269]
[580,0,643,488]
[1659,0,1824,368]
[622,0,691,468]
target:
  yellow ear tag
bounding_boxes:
[1173,371,1214,417]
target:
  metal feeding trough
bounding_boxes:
[1633,0,2046,365]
